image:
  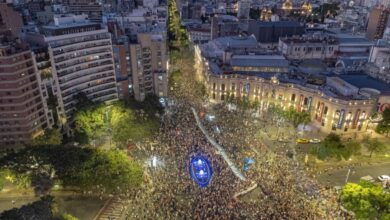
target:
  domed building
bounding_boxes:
[282,0,293,10]
[301,2,312,14]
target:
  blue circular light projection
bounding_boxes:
[189,155,213,187]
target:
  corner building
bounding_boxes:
[0,42,51,148]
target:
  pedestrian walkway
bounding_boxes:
[93,197,129,220]
[191,107,246,181]
[233,181,258,200]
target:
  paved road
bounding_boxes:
[0,196,105,220]
[317,162,390,186]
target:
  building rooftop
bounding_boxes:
[279,35,338,44]
[332,33,373,45]
[250,20,304,28]
[338,74,390,95]
[230,55,289,68]
[215,14,238,22]
[214,35,258,49]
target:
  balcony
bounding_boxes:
[57,60,113,77]
[60,73,115,91]
[50,34,110,49]
[59,67,114,84]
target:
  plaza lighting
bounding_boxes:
[152,156,158,167]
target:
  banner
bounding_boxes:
[337,109,345,129]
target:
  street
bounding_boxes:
[317,162,390,186]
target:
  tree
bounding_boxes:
[300,111,312,128]
[74,103,106,142]
[311,133,360,160]
[61,213,79,220]
[109,101,159,146]
[340,181,390,219]
[365,138,387,157]
[0,196,55,220]
[31,128,62,146]
[376,108,390,137]
[73,92,94,111]
[0,146,144,195]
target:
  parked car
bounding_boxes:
[296,138,309,144]
[361,175,375,183]
[309,138,321,144]
[378,175,390,182]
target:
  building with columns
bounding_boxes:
[197,41,377,134]
[206,72,375,134]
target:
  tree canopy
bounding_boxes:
[376,108,390,137]
[341,181,390,220]
[0,146,143,195]
[268,106,311,127]
[363,138,387,158]
[311,133,361,160]
[73,100,159,147]
[31,128,62,146]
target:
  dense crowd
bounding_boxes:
[124,46,349,219]
[124,95,349,219]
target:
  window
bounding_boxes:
[213,83,216,90]
[291,94,296,101]
[221,94,225,101]
[221,84,225,91]
[231,83,235,91]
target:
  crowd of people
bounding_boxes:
[124,47,349,219]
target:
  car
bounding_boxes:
[378,175,390,182]
[361,175,375,183]
[296,138,309,144]
[309,138,321,144]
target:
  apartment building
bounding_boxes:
[0,3,23,38]
[112,37,132,100]
[366,6,390,41]
[129,32,168,101]
[0,40,51,148]
[43,15,118,122]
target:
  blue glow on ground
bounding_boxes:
[189,156,213,187]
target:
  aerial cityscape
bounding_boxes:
[0,0,389,219]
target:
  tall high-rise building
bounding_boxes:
[0,40,51,148]
[0,3,23,38]
[366,7,390,41]
[129,32,168,101]
[112,36,132,101]
[42,15,118,123]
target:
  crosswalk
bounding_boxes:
[94,197,129,220]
